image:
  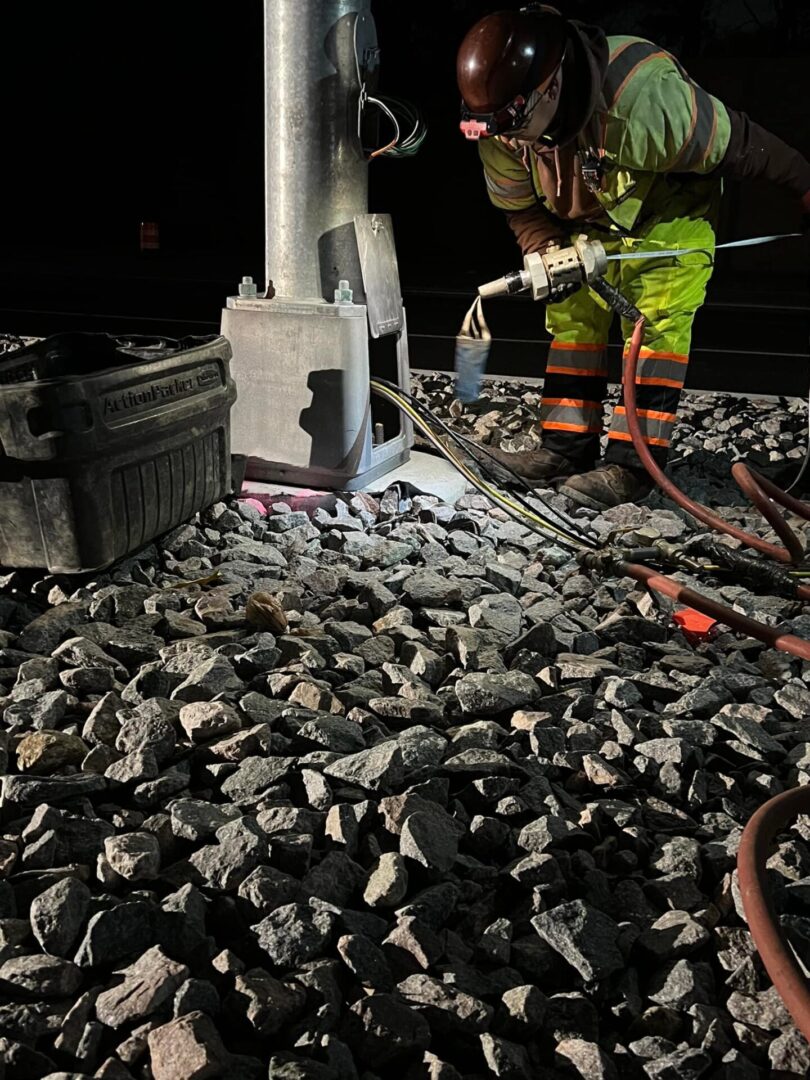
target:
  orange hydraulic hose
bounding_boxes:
[623,318,810,571]
[738,787,810,1044]
[620,561,810,662]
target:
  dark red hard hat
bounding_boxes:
[457,6,567,114]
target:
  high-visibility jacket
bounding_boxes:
[479,35,731,236]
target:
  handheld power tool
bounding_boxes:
[478,236,608,301]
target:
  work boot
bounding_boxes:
[559,463,653,510]
[470,445,583,487]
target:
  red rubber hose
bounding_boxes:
[623,318,810,572]
[620,561,810,662]
[738,787,810,1044]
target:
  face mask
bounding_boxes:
[507,62,564,145]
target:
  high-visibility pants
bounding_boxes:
[542,208,717,469]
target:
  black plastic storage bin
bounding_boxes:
[0,333,237,573]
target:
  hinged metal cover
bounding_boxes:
[354,213,404,338]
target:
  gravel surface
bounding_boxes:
[0,373,810,1079]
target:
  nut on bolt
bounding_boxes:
[238,276,258,299]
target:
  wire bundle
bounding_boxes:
[354,16,427,160]
[369,377,598,552]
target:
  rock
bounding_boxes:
[323,741,404,793]
[245,592,289,633]
[498,984,548,1039]
[254,904,333,969]
[187,817,267,891]
[336,934,393,991]
[173,978,221,1018]
[403,572,462,607]
[531,900,624,981]
[455,672,542,715]
[169,798,241,842]
[400,812,458,872]
[178,700,242,742]
[30,877,91,957]
[364,853,409,908]
[480,1033,533,1079]
[104,833,161,881]
[116,713,176,764]
[16,731,88,773]
[556,1039,619,1079]
[219,755,295,805]
[397,973,493,1035]
[0,954,82,997]
[227,968,306,1036]
[769,1027,810,1076]
[636,911,711,961]
[147,1011,229,1080]
[74,901,157,969]
[345,993,431,1068]
[95,946,189,1028]
[171,657,243,703]
[648,960,715,1010]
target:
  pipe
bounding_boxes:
[264,0,372,301]
[622,318,810,571]
[738,787,810,1044]
[620,561,810,662]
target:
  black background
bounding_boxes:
[1,1,809,383]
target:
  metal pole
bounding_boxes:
[264,0,371,302]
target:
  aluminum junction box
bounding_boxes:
[222,295,412,490]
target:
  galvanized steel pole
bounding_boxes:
[264,0,371,301]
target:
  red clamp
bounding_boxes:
[673,607,719,645]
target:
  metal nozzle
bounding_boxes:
[478,269,531,300]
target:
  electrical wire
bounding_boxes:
[374,95,428,158]
[372,378,588,550]
[372,376,599,548]
[373,376,594,540]
[370,379,596,551]
[353,14,426,160]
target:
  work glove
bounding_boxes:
[546,280,582,304]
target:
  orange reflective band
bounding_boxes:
[636,376,685,389]
[550,341,608,352]
[610,52,668,109]
[542,421,602,434]
[608,431,670,448]
[542,398,601,410]
[544,365,609,377]
[623,347,689,364]
[615,406,677,424]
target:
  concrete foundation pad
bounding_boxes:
[242,450,469,505]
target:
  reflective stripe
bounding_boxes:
[550,341,608,352]
[637,375,686,389]
[625,348,689,389]
[484,172,534,209]
[543,420,603,434]
[608,430,670,448]
[605,41,666,108]
[542,395,603,434]
[672,84,719,171]
[615,406,677,424]
[546,365,609,378]
[625,346,689,364]
[611,405,675,447]
[545,345,608,377]
[541,398,601,410]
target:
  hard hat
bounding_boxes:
[457,5,567,140]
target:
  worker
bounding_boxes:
[457,4,810,510]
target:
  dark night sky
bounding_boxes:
[2,1,809,293]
